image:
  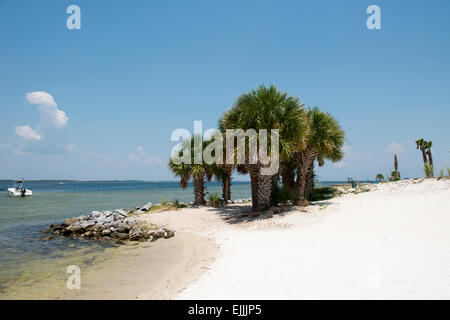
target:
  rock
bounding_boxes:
[90,211,101,218]
[163,228,175,239]
[151,229,166,241]
[115,240,125,245]
[117,222,131,233]
[94,222,105,229]
[80,220,96,229]
[124,217,136,226]
[114,209,128,217]
[67,224,82,232]
[129,226,143,241]
[142,231,152,239]
[141,202,152,212]
[62,218,77,226]
[43,236,54,240]
[50,224,63,231]
[117,233,129,240]
[102,229,111,236]
[96,215,113,224]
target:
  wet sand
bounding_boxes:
[1,231,217,300]
[63,231,217,300]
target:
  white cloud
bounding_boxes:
[25,91,68,128]
[384,141,406,154]
[15,91,70,143]
[127,146,164,166]
[15,125,42,141]
[26,91,57,107]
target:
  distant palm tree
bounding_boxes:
[415,139,429,166]
[168,136,212,205]
[219,85,307,211]
[294,107,345,204]
[376,173,384,182]
[393,154,400,179]
[424,141,434,177]
[390,170,401,180]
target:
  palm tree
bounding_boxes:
[294,107,345,204]
[168,136,212,205]
[415,139,429,166]
[393,154,400,179]
[219,85,307,211]
[425,141,434,177]
[376,173,384,182]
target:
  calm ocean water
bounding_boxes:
[0,179,343,298]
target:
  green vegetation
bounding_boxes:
[272,185,296,206]
[424,163,434,178]
[376,173,384,182]
[307,187,337,202]
[209,192,225,208]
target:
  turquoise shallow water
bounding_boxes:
[0,180,252,298]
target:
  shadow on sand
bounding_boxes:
[205,204,292,225]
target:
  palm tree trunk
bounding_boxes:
[255,166,273,211]
[305,164,315,199]
[427,150,434,177]
[248,164,259,210]
[193,176,205,205]
[421,148,428,165]
[295,151,317,205]
[222,176,231,202]
[281,162,296,191]
[271,172,280,206]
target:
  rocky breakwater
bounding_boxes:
[48,203,175,244]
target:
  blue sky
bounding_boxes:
[0,0,449,181]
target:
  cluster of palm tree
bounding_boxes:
[169,85,345,211]
[168,136,232,205]
[415,139,434,177]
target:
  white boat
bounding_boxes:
[8,180,32,197]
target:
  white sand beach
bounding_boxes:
[139,178,450,299]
